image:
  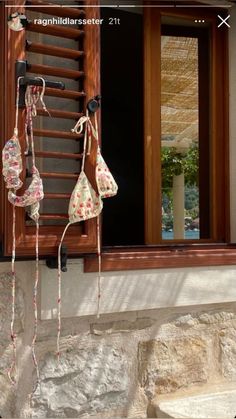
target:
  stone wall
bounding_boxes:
[1,262,236,418]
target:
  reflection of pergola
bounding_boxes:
[161,36,198,150]
[161,36,198,239]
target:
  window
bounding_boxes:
[85,4,232,272]
[160,25,208,242]
[0,1,233,270]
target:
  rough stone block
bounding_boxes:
[198,311,236,324]
[31,344,130,418]
[219,327,236,380]
[138,337,209,397]
[0,375,15,418]
[174,314,197,328]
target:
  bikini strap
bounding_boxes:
[57,221,71,362]
[14,76,24,137]
[37,77,51,116]
[81,110,89,172]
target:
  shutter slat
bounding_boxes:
[35,151,82,159]
[44,193,70,199]
[26,0,85,19]
[41,172,78,179]
[37,108,83,119]
[27,22,84,40]
[33,129,83,140]
[40,214,68,220]
[28,63,84,79]
[26,41,84,60]
[45,87,86,100]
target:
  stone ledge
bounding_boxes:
[153,386,236,418]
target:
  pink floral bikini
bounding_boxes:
[2,77,46,388]
[56,109,118,360]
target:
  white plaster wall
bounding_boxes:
[1,259,236,320]
[40,260,236,319]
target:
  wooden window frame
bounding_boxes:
[145,7,229,245]
[84,5,232,273]
[0,0,101,257]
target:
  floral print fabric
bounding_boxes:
[96,145,118,198]
[68,170,103,223]
[2,132,23,190]
[8,166,44,220]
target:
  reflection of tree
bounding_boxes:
[161,143,199,232]
[162,213,174,231]
[185,186,199,221]
[161,143,199,188]
[185,186,198,210]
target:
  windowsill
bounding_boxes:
[84,243,236,272]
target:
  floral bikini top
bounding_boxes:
[66,111,118,225]
[2,77,45,221]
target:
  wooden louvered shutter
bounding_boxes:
[1,0,100,257]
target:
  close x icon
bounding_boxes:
[218,14,230,27]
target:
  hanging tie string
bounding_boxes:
[25,78,50,155]
[81,114,89,172]
[8,203,17,385]
[13,76,23,137]
[56,222,71,364]
[25,87,36,166]
[72,109,97,156]
[7,76,23,385]
[25,84,38,155]
[92,113,101,318]
[96,216,101,319]
[94,113,101,318]
[6,77,48,388]
[87,113,101,318]
[26,90,40,391]
[56,114,89,363]
[31,219,40,393]
[39,79,50,116]
[72,111,102,319]
[25,79,48,392]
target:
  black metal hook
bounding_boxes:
[87,95,101,114]
[16,60,65,108]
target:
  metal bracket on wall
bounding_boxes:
[15,60,65,108]
[46,245,68,272]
